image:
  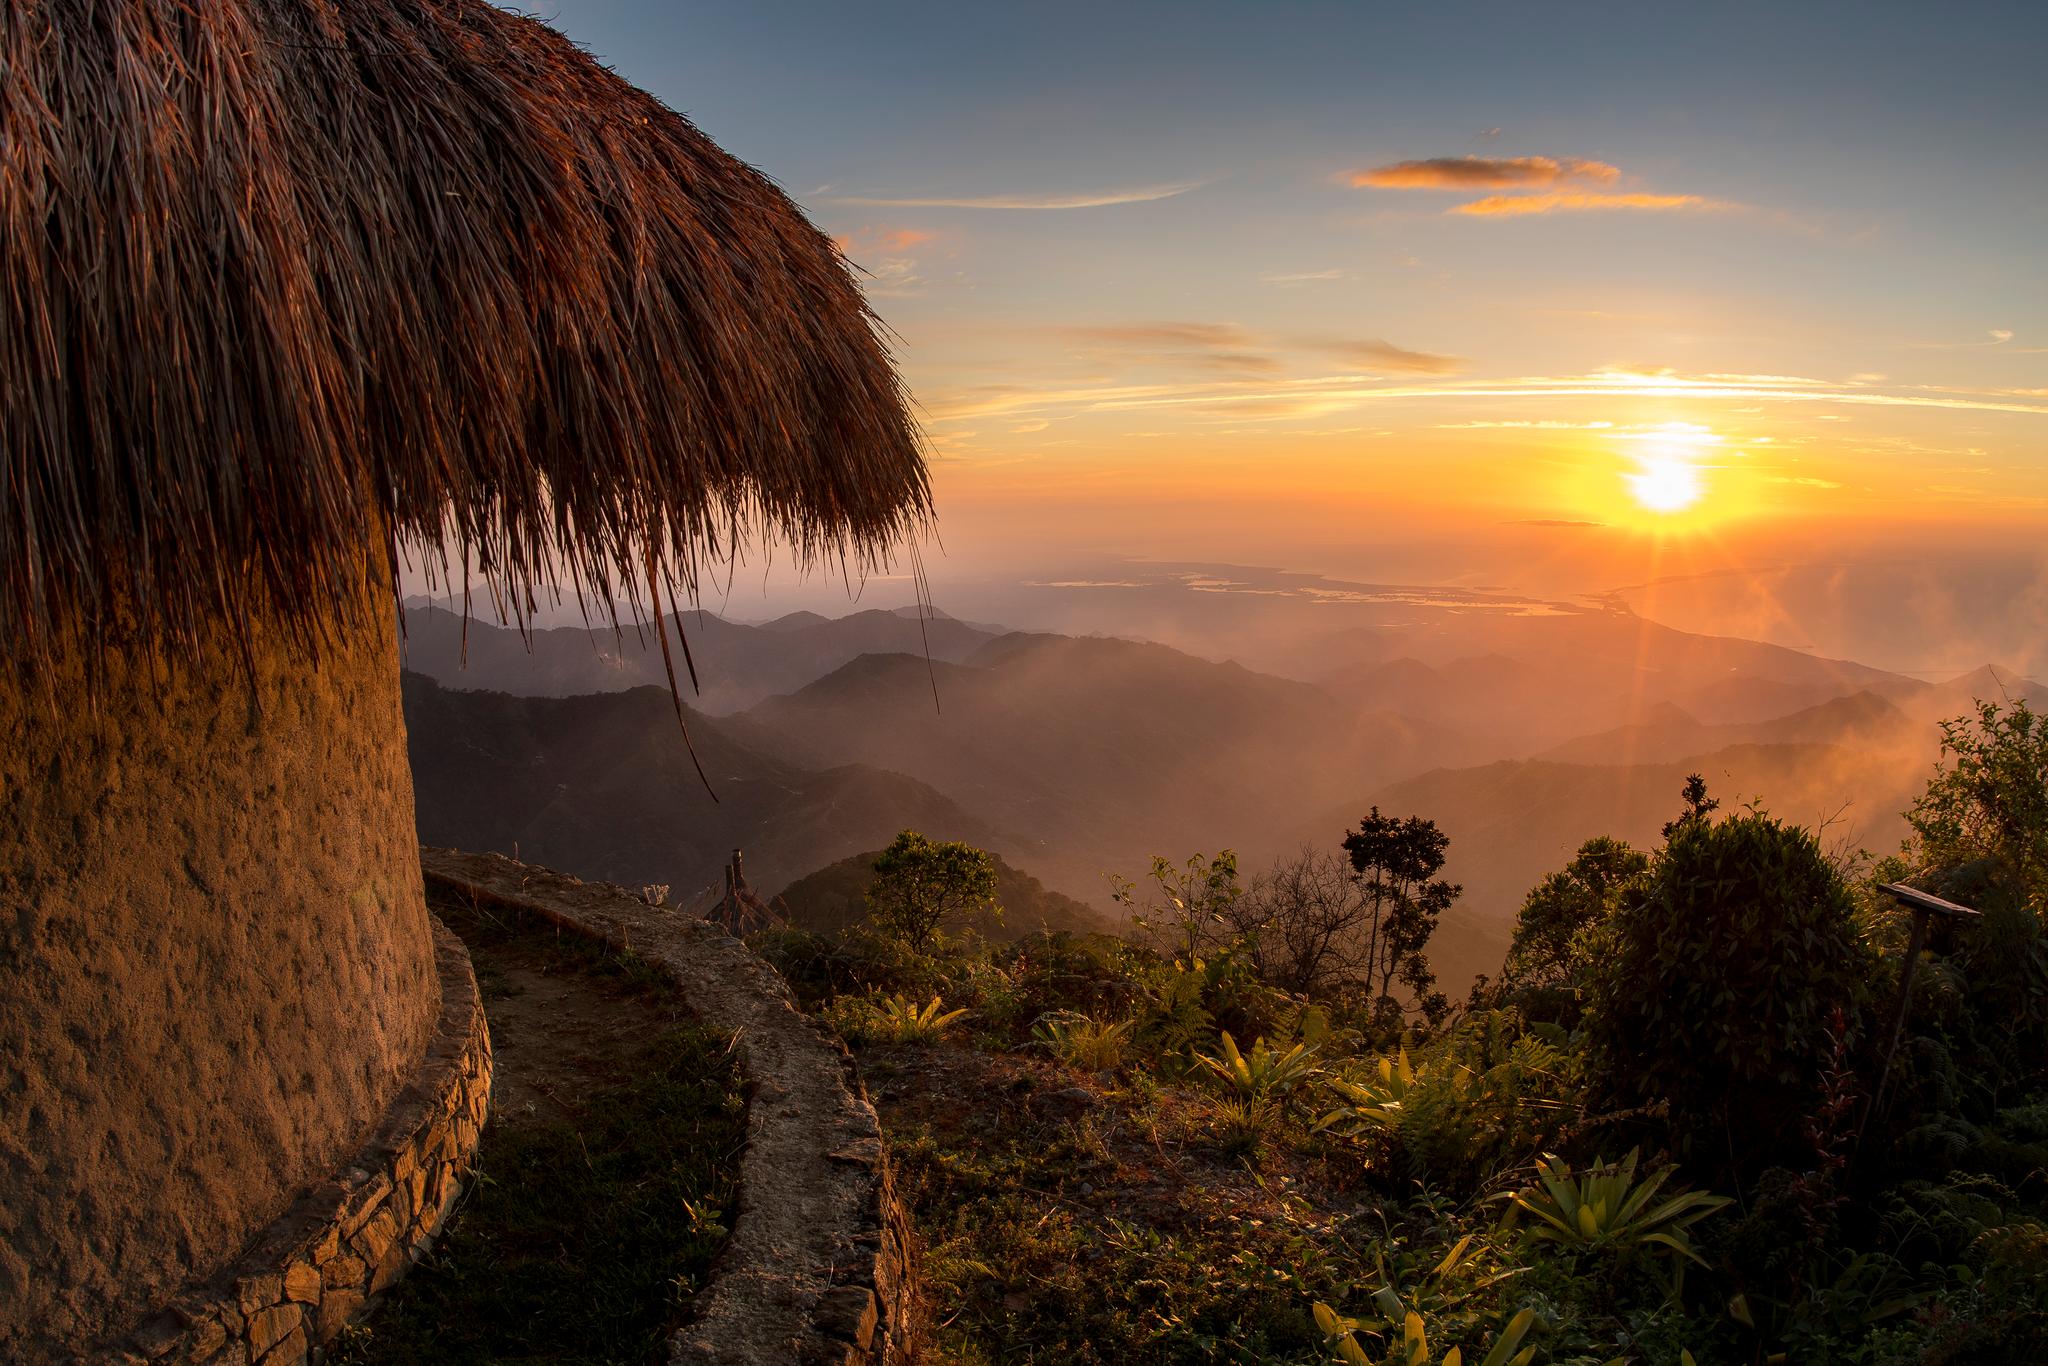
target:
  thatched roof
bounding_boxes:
[1,0,927,669]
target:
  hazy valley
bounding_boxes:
[400,570,2035,992]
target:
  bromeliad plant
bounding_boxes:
[1317,1046,1429,1136]
[1313,1303,1538,1366]
[1508,1149,1731,1295]
[1310,1222,1535,1365]
[1195,1031,1322,1106]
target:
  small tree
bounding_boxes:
[865,830,999,951]
[1903,700,2048,916]
[1232,846,1375,997]
[1881,700,2048,1098]
[1497,835,1649,1025]
[1343,808,1459,1033]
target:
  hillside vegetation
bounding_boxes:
[749,700,2048,1364]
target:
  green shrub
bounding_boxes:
[1310,1226,1538,1366]
[1318,1013,1586,1193]
[866,829,1000,951]
[753,924,954,1008]
[993,930,1147,1035]
[1584,812,1876,1179]
[1033,1011,1134,1071]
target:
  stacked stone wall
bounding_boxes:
[419,848,921,1365]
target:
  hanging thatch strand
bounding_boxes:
[0,0,928,671]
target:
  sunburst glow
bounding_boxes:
[1627,456,1704,513]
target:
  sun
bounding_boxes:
[1626,455,1704,513]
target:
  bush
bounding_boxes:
[1584,812,1876,1180]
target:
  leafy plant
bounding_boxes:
[1195,1030,1321,1104]
[1132,958,1216,1066]
[1903,700,2048,914]
[1311,1216,1538,1364]
[1110,849,1245,964]
[1128,948,1282,1069]
[1033,1010,1133,1070]
[1318,1020,1585,1191]
[1509,1149,1730,1293]
[1493,836,1648,1026]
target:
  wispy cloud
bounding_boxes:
[1261,269,1347,285]
[1063,323,1255,348]
[830,180,1207,210]
[1350,155,1619,190]
[924,365,2048,427]
[1441,420,1616,430]
[1452,191,1726,217]
[1911,328,2030,351]
[1057,322,1283,377]
[1324,339,1464,375]
[863,258,927,297]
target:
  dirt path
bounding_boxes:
[333,886,744,1365]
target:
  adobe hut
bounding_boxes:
[0,2,924,1359]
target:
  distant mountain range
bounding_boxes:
[396,599,2042,991]
[400,601,997,714]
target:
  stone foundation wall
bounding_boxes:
[419,848,921,1365]
[100,918,491,1365]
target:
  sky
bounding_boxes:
[520,1,2047,667]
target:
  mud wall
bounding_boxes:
[108,917,490,1366]
[0,580,438,1359]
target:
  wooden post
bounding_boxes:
[1861,883,1980,1147]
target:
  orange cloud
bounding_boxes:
[1351,155,1620,190]
[1452,191,1724,217]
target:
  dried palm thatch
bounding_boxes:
[0,0,927,675]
